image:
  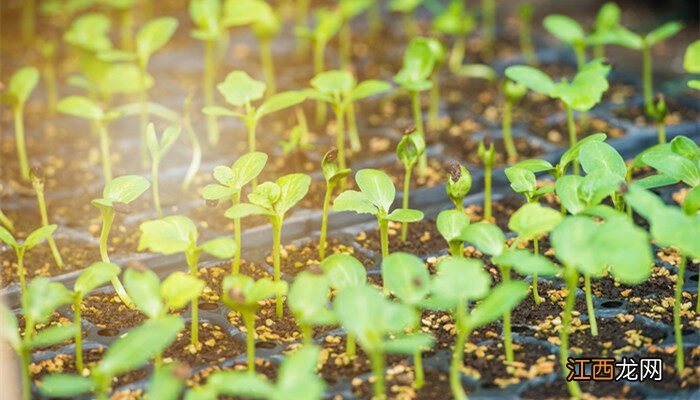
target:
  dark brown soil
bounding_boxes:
[198,261,271,303]
[611,99,700,127]
[266,239,374,277]
[462,340,558,386]
[163,322,245,367]
[188,358,280,387]
[529,117,626,146]
[445,135,545,168]
[421,309,501,351]
[17,312,81,352]
[511,280,587,326]
[81,292,148,330]
[632,345,700,391]
[357,219,446,257]
[228,298,308,343]
[520,378,644,399]
[352,363,467,400]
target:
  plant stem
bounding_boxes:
[368,1,381,35]
[379,218,389,259]
[35,182,64,268]
[20,316,34,400]
[428,72,440,129]
[335,106,347,190]
[502,99,517,161]
[593,44,604,60]
[21,0,35,44]
[346,332,356,357]
[400,165,412,241]
[500,265,513,363]
[584,274,598,336]
[73,295,84,372]
[187,251,200,346]
[99,209,114,264]
[413,309,424,389]
[481,0,495,58]
[449,242,464,257]
[532,238,543,305]
[233,191,242,274]
[260,38,276,95]
[642,43,653,116]
[272,217,284,319]
[0,210,14,233]
[152,159,162,217]
[674,255,686,372]
[14,107,30,181]
[565,104,579,176]
[449,37,466,72]
[182,105,202,191]
[450,298,469,400]
[574,42,586,71]
[244,312,256,373]
[119,9,133,51]
[301,323,312,346]
[561,265,582,399]
[313,39,327,126]
[43,54,58,116]
[295,106,309,146]
[139,66,149,167]
[519,11,537,66]
[347,101,361,152]
[484,164,492,220]
[294,0,311,54]
[204,39,219,145]
[410,91,428,176]
[657,121,666,144]
[339,20,351,69]
[319,184,333,260]
[97,122,113,184]
[17,249,27,295]
[370,351,386,400]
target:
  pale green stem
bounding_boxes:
[500,265,513,363]
[233,191,242,274]
[319,183,333,260]
[97,122,113,184]
[295,107,309,146]
[410,91,428,176]
[584,274,598,336]
[181,107,202,191]
[204,40,219,145]
[369,1,381,35]
[187,251,200,346]
[481,0,495,56]
[73,295,84,372]
[244,312,256,373]
[593,44,604,60]
[20,316,34,400]
[260,38,276,95]
[428,72,440,129]
[657,121,666,144]
[533,238,543,305]
[272,217,283,319]
[335,106,347,190]
[346,332,356,357]
[139,65,149,167]
[347,101,361,152]
[339,20,351,68]
[99,209,133,307]
[379,218,389,259]
[484,164,492,220]
[43,55,58,115]
[574,42,586,71]
[413,308,424,389]
[565,104,579,176]
[313,40,327,126]
[152,159,162,217]
[21,0,35,44]
[519,14,537,66]
[370,351,386,400]
[450,298,469,400]
[35,183,64,268]
[561,265,582,399]
[17,249,27,295]
[674,255,686,372]
[642,43,653,115]
[449,37,466,72]
[14,107,30,181]
[449,242,464,257]
[119,9,133,51]
[503,99,517,161]
[301,323,313,346]
[400,165,413,241]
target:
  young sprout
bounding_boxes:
[506,59,610,173]
[39,315,184,400]
[685,39,700,90]
[225,173,311,318]
[319,148,352,260]
[2,66,39,181]
[29,166,63,268]
[204,71,305,155]
[138,216,235,346]
[280,125,314,155]
[334,284,434,399]
[436,209,471,257]
[446,163,473,212]
[1,278,73,400]
[433,0,476,71]
[0,224,56,294]
[222,274,288,372]
[397,127,426,241]
[551,209,652,398]
[382,252,433,389]
[57,96,123,183]
[518,4,537,66]
[542,14,589,69]
[589,2,622,59]
[388,0,422,37]
[288,268,336,345]
[334,169,424,258]
[202,152,268,273]
[501,79,528,162]
[478,137,495,221]
[338,0,371,68]
[394,38,436,175]
[71,262,121,372]
[425,257,528,400]
[38,40,58,115]
[185,345,324,400]
[648,93,668,144]
[147,123,182,217]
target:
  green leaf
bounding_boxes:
[23,224,57,249]
[349,80,392,102]
[385,208,424,223]
[429,257,490,308]
[222,0,270,27]
[274,173,311,215]
[551,216,606,276]
[469,281,528,328]
[161,272,205,310]
[222,275,287,311]
[138,216,198,255]
[623,184,667,221]
[201,184,235,201]
[446,164,472,207]
[311,70,355,95]
[0,226,17,248]
[509,203,562,239]
[97,315,184,377]
[382,252,430,305]
[436,209,470,244]
[248,182,281,209]
[579,141,626,179]
[512,159,554,173]
[321,149,351,184]
[25,278,73,324]
[383,333,434,354]
[147,363,186,400]
[504,65,554,95]
[124,267,163,319]
[670,136,700,161]
[645,21,683,46]
[684,39,700,73]
[38,374,96,397]
[217,71,266,106]
[552,60,610,111]
[643,150,700,187]
[63,13,112,52]
[333,190,378,215]
[29,324,76,349]
[682,185,700,216]
[355,169,395,213]
[189,0,221,38]
[648,207,700,259]
[0,305,20,351]
[394,38,435,91]
[461,223,505,257]
[634,174,679,190]
[319,254,366,291]
[288,272,335,326]
[555,175,587,215]
[147,123,181,160]
[275,344,326,399]
[256,91,306,119]
[505,166,536,194]
[136,17,178,63]
[200,237,236,259]
[57,95,104,120]
[559,133,607,172]
[6,66,40,106]
[493,250,559,276]
[225,203,272,219]
[101,175,151,204]
[543,15,585,44]
[74,262,121,296]
[594,2,621,31]
[230,152,268,189]
[593,217,652,284]
[209,371,274,398]
[396,131,425,168]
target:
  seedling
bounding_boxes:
[436,209,471,257]
[202,151,268,273]
[0,224,56,294]
[432,0,476,71]
[147,123,182,217]
[334,284,434,399]
[394,38,436,175]
[92,175,150,306]
[446,163,473,212]
[222,274,288,372]
[1,278,74,400]
[204,71,305,155]
[589,2,622,59]
[518,4,537,66]
[29,166,63,268]
[2,66,39,181]
[423,38,447,129]
[138,215,236,345]
[648,93,668,143]
[502,79,528,161]
[505,59,610,173]
[319,148,352,259]
[71,262,121,372]
[338,0,371,68]
[39,315,184,400]
[551,210,652,398]
[57,96,123,183]
[225,173,311,318]
[288,268,336,345]
[185,345,324,400]
[478,137,495,221]
[280,125,314,155]
[424,257,528,400]
[397,127,426,241]
[334,169,424,258]
[638,136,700,190]
[684,39,700,90]
[388,0,422,36]
[382,252,432,388]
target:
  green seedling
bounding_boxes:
[225,173,311,318]
[505,60,610,173]
[382,252,432,388]
[424,38,447,129]
[0,225,56,294]
[589,2,622,59]
[389,0,423,37]
[320,253,367,357]
[684,40,700,90]
[518,4,537,66]
[319,148,352,260]
[424,257,528,400]
[338,0,371,68]
[0,210,14,233]
[202,151,268,273]
[280,125,314,155]
[71,262,121,372]
[436,209,471,257]
[461,204,561,363]
[478,137,495,220]
[204,71,305,156]
[184,345,324,400]
[432,0,476,72]
[446,163,473,212]
[551,209,652,398]
[397,127,426,241]
[648,94,668,143]
[334,169,424,258]
[38,40,58,115]
[502,79,528,161]
[222,274,288,372]
[138,216,235,345]
[394,38,436,175]
[29,166,63,268]
[57,96,123,183]
[305,70,392,168]
[637,136,699,193]
[334,284,434,399]
[2,66,39,181]
[39,315,183,400]
[1,278,74,400]
[288,268,337,345]
[147,123,182,217]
